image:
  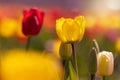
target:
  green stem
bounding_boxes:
[26,36,31,50]
[62,59,72,80]
[114,55,120,71]
[62,60,66,80]
[71,43,79,79]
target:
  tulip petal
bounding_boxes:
[98,55,109,75]
[75,16,84,26]
[75,16,85,41]
[62,20,80,43]
[56,18,66,42]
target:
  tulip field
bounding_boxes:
[0,1,120,80]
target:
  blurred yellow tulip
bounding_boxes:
[1,50,64,80]
[52,40,61,58]
[115,38,120,54]
[56,16,85,43]
[97,51,114,76]
[15,21,27,41]
[0,18,17,38]
[45,39,61,58]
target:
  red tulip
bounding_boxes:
[22,7,44,36]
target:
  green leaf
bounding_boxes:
[68,61,78,80]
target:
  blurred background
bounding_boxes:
[0,0,120,80]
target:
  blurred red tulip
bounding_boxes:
[22,7,44,36]
[85,25,102,39]
[43,7,79,32]
[105,29,118,42]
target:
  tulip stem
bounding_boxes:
[91,74,95,80]
[71,43,79,79]
[62,60,69,80]
[26,36,31,50]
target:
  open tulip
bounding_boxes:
[97,51,114,76]
[56,16,85,43]
[22,7,44,36]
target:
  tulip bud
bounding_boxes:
[22,7,44,36]
[97,51,114,76]
[88,47,97,74]
[59,43,72,60]
[56,16,85,43]
[92,39,100,53]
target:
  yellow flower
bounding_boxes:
[115,38,120,54]
[15,20,27,41]
[45,39,61,58]
[56,16,85,43]
[52,40,61,58]
[97,51,114,76]
[0,18,17,38]
[1,50,64,80]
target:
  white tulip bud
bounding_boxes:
[97,51,114,76]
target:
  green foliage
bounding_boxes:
[67,61,78,80]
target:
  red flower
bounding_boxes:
[22,7,44,36]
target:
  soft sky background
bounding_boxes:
[0,0,120,13]
[0,0,88,10]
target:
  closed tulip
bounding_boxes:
[59,43,72,60]
[22,7,44,36]
[97,51,114,76]
[56,16,85,43]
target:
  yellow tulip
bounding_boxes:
[15,21,27,41]
[45,39,61,58]
[52,40,61,58]
[97,51,114,76]
[0,18,17,38]
[56,16,85,43]
[115,38,120,54]
[1,50,64,80]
